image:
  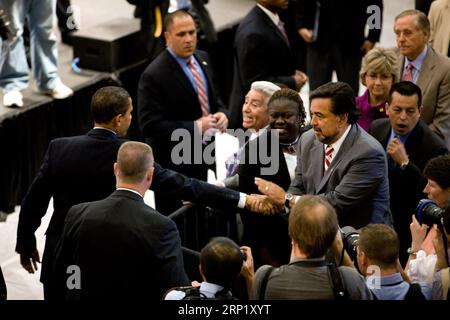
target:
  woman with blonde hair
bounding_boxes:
[356,47,398,131]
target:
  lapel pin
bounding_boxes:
[202,61,208,66]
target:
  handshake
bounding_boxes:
[244,178,289,216]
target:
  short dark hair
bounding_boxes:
[309,82,359,124]
[387,81,422,108]
[164,9,193,32]
[423,154,450,190]
[200,237,243,288]
[289,195,338,258]
[359,224,399,268]
[268,88,307,127]
[91,86,130,124]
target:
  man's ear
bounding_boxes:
[113,162,118,177]
[418,105,423,116]
[385,102,390,116]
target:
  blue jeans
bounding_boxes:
[0,0,60,93]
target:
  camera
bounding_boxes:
[416,199,443,227]
[340,226,360,262]
[0,9,12,41]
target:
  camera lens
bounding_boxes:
[340,226,360,262]
[416,199,443,227]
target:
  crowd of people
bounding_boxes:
[1,0,450,301]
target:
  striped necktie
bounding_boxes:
[188,57,209,116]
[402,63,414,82]
[324,144,334,173]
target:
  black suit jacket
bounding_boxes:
[228,6,297,129]
[295,0,382,52]
[16,128,239,283]
[236,130,293,266]
[138,49,225,179]
[369,119,448,258]
[53,190,188,300]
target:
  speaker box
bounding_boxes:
[72,17,148,72]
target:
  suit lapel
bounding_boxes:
[416,48,436,94]
[317,125,357,192]
[310,139,324,192]
[255,6,290,49]
[165,51,198,102]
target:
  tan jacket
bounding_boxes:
[428,0,450,56]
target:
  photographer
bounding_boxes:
[423,154,450,209]
[408,203,450,299]
[164,237,253,300]
[251,195,371,300]
[357,224,430,300]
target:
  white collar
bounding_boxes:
[116,188,143,198]
[325,124,351,156]
[93,127,117,135]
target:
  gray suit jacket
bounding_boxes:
[289,125,392,228]
[397,47,450,149]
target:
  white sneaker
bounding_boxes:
[45,83,74,99]
[3,90,24,107]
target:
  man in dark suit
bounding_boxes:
[16,86,256,300]
[53,141,188,300]
[369,81,448,264]
[394,9,450,149]
[228,0,307,130]
[295,0,383,94]
[256,82,392,229]
[138,9,228,214]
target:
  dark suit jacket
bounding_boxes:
[53,190,188,300]
[369,119,448,259]
[294,0,382,52]
[16,128,240,283]
[289,125,392,229]
[236,129,294,266]
[228,6,297,129]
[138,49,225,179]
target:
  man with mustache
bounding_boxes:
[369,81,448,264]
[138,9,228,214]
[256,82,392,229]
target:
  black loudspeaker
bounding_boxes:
[72,17,148,72]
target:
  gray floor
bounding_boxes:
[0,0,413,300]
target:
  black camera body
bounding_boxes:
[416,199,443,227]
[0,9,12,41]
[340,226,360,262]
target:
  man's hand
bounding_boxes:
[245,194,280,215]
[387,138,409,166]
[20,249,41,274]
[196,114,217,133]
[213,112,228,132]
[410,215,427,252]
[240,246,255,299]
[293,70,308,92]
[298,28,313,43]
[360,40,375,55]
[254,178,285,207]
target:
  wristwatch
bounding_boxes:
[285,193,294,211]
[407,247,418,256]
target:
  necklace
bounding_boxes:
[280,134,300,154]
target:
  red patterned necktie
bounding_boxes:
[402,63,414,82]
[188,57,209,116]
[277,20,290,48]
[324,144,334,173]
